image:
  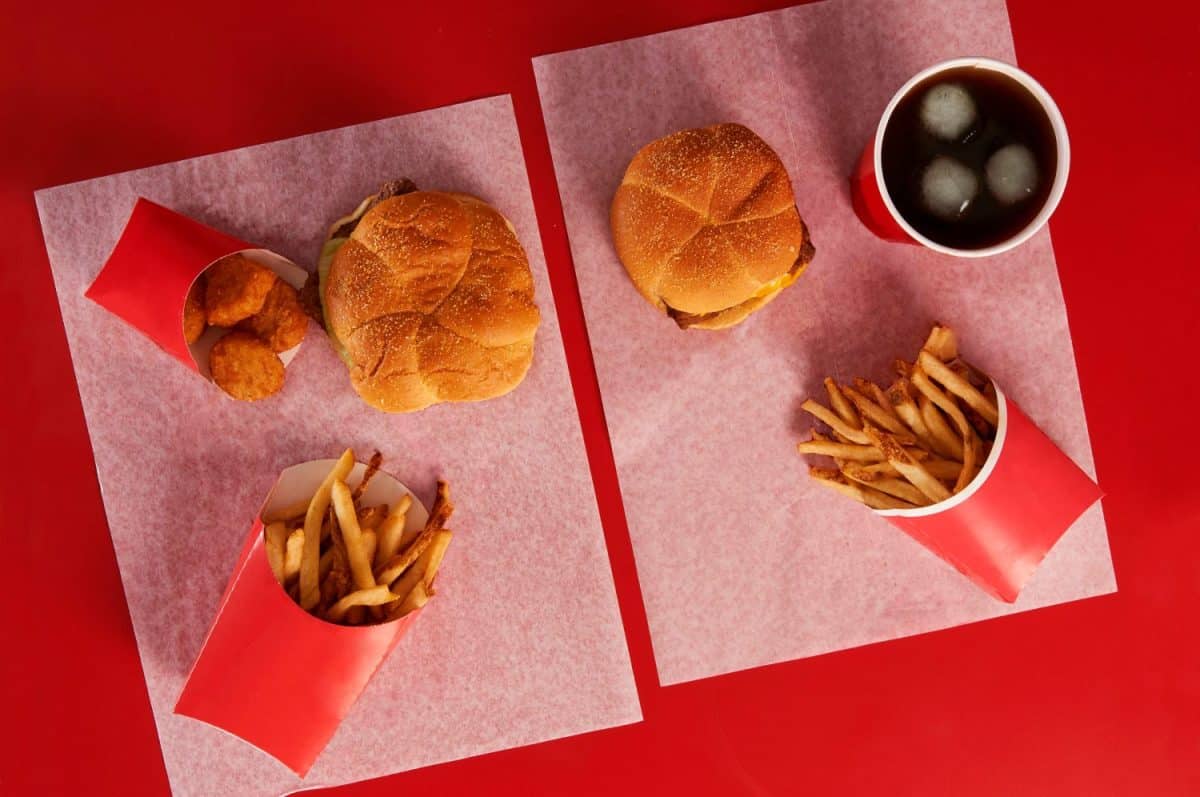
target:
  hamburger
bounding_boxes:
[315,181,540,413]
[610,123,814,330]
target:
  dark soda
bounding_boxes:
[881,66,1057,250]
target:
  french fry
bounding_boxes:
[283,528,304,584]
[262,498,312,525]
[319,545,335,581]
[331,479,376,591]
[886,379,938,451]
[361,531,377,572]
[385,529,452,604]
[911,368,980,492]
[824,377,861,428]
[374,526,438,587]
[922,323,958,361]
[809,467,916,510]
[856,379,902,423]
[357,504,388,531]
[841,465,931,506]
[918,394,964,460]
[861,423,951,503]
[852,458,963,482]
[796,439,930,462]
[399,480,453,551]
[300,449,355,610]
[351,450,384,501]
[388,582,431,619]
[917,351,999,426]
[842,385,912,437]
[374,493,413,568]
[797,440,885,462]
[264,522,288,585]
[893,359,912,378]
[325,584,400,623]
[801,399,871,444]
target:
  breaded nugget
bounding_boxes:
[209,330,285,401]
[183,275,207,344]
[204,254,278,327]
[238,279,309,352]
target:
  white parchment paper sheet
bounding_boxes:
[534,0,1115,686]
[36,95,640,795]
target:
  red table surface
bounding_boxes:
[2,1,1197,794]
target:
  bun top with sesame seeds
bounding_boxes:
[610,123,814,330]
[323,190,540,412]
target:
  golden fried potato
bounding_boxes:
[209,330,285,401]
[183,276,207,344]
[237,279,308,352]
[204,254,277,327]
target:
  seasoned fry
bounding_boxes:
[331,479,376,591]
[911,368,980,492]
[264,522,288,585]
[856,379,902,423]
[917,351,999,426]
[824,377,861,427]
[361,531,377,573]
[352,450,384,501]
[801,399,870,444]
[357,504,388,531]
[809,467,916,510]
[263,497,312,525]
[386,529,452,604]
[797,440,884,462]
[299,449,356,610]
[886,379,938,451]
[850,458,963,482]
[842,385,911,437]
[918,394,965,460]
[841,465,931,506]
[922,323,958,361]
[374,527,438,587]
[375,493,413,568]
[283,528,304,584]
[325,585,400,623]
[398,479,453,552]
[796,439,930,462]
[861,423,952,503]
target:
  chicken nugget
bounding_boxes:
[183,275,207,344]
[209,331,285,401]
[204,254,277,327]
[237,279,309,352]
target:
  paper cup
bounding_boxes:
[174,458,429,776]
[874,388,1101,602]
[849,57,1070,256]
[86,197,308,382]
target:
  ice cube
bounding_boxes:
[921,157,979,220]
[986,144,1039,204]
[920,82,977,141]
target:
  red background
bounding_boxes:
[2,1,1197,794]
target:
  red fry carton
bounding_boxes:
[87,197,308,382]
[874,387,1102,603]
[175,458,430,776]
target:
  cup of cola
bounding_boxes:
[850,57,1069,257]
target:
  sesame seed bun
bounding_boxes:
[610,123,814,330]
[323,190,540,412]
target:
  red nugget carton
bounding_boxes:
[87,197,308,384]
[175,458,430,776]
[874,387,1102,602]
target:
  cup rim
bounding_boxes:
[872,56,1071,258]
